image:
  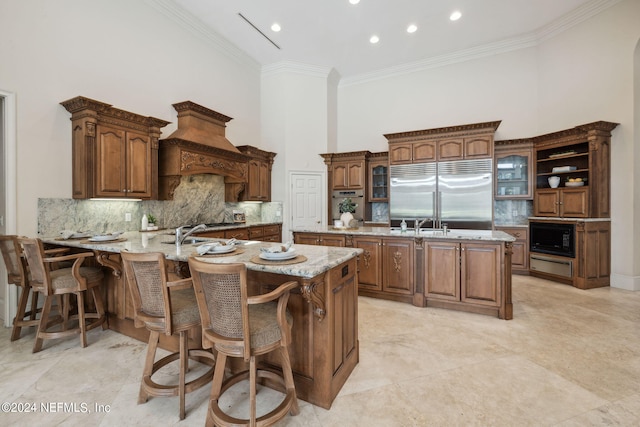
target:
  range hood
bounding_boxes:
[158,101,249,200]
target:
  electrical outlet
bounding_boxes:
[125,212,132,222]
[512,210,518,218]
[276,210,282,217]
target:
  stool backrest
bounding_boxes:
[0,235,26,287]
[18,238,51,294]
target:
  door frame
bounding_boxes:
[0,89,18,327]
[287,170,326,241]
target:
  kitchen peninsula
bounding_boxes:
[40,230,362,410]
[294,225,515,320]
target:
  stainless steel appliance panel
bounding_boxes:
[437,159,493,229]
[389,163,437,221]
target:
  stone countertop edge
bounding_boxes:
[292,226,516,243]
[528,217,611,222]
[40,231,362,279]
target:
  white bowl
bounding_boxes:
[259,248,297,260]
[565,181,585,187]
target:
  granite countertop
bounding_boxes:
[41,231,361,279]
[528,217,611,222]
[292,225,516,243]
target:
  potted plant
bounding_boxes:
[146,214,158,230]
[338,198,357,227]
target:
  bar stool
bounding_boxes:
[188,258,300,427]
[0,235,40,341]
[19,237,106,353]
[121,251,215,420]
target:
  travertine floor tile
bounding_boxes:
[3,275,640,426]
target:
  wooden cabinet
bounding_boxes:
[495,140,533,199]
[495,226,528,273]
[385,121,500,165]
[381,238,414,295]
[368,154,388,202]
[533,122,617,218]
[237,146,276,202]
[353,236,382,292]
[331,160,365,190]
[424,241,502,308]
[293,232,346,247]
[61,96,169,199]
[534,187,589,217]
[224,228,249,240]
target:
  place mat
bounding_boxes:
[80,238,128,244]
[191,248,245,258]
[250,255,307,265]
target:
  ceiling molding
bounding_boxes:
[340,0,623,87]
[262,61,335,79]
[144,0,260,71]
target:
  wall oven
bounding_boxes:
[530,221,575,258]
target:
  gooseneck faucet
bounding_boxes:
[414,218,429,235]
[175,223,207,246]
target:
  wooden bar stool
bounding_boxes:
[188,258,300,427]
[0,235,41,341]
[121,251,215,420]
[19,237,107,353]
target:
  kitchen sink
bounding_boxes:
[161,237,211,245]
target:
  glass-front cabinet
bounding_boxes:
[368,156,389,202]
[494,142,533,199]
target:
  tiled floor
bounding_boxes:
[2,275,640,426]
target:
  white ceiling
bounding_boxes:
[168,0,616,80]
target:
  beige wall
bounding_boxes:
[0,0,262,237]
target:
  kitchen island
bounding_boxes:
[41,231,362,410]
[293,225,516,320]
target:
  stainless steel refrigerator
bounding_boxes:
[389,158,493,230]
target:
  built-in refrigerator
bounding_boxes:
[389,158,493,230]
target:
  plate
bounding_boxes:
[69,232,92,239]
[89,234,121,242]
[206,244,236,254]
[259,248,297,261]
[565,181,585,187]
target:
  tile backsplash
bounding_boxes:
[38,174,282,236]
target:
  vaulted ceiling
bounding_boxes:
[159,0,619,81]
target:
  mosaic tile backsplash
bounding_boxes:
[38,174,282,236]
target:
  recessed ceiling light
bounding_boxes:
[407,24,418,34]
[369,35,379,44]
[349,0,360,4]
[271,23,281,32]
[450,10,462,21]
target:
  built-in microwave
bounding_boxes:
[530,221,575,258]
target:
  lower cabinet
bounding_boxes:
[495,226,528,274]
[293,233,346,247]
[197,224,281,242]
[424,241,502,309]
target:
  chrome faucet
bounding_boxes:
[175,223,207,245]
[414,218,429,234]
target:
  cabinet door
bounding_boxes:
[534,189,560,216]
[96,125,126,197]
[382,238,414,295]
[126,131,152,198]
[389,143,412,164]
[496,227,528,271]
[294,233,320,245]
[461,243,501,306]
[258,161,270,200]
[413,141,437,162]
[225,228,249,240]
[561,188,589,218]
[437,138,464,161]
[495,151,532,199]
[424,241,460,301]
[319,234,346,247]
[347,162,365,189]
[353,237,382,291]
[368,161,388,201]
[248,226,264,240]
[332,163,349,189]
[245,159,270,201]
[464,136,493,159]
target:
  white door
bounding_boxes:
[288,172,324,240]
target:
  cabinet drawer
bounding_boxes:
[249,226,264,239]
[263,225,280,235]
[225,229,249,240]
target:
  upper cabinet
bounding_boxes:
[385,121,501,165]
[237,146,276,202]
[321,151,367,191]
[368,152,389,202]
[494,139,533,199]
[533,121,618,218]
[61,96,170,200]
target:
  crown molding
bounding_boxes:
[262,61,335,79]
[144,0,260,72]
[340,0,623,87]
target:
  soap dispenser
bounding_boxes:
[141,214,148,231]
[400,219,407,232]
